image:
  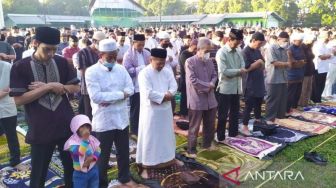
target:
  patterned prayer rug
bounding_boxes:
[0,155,64,188]
[289,110,336,127]
[223,136,282,159]
[275,118,331,135]
[195,144,272,182]
[130,154,233,188]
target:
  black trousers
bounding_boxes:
[311,72,327,103]
[242,96,263,125]
[95,127,130,188]
[130,93,140,135]
[83,95,92,120]
[217,94,240,141]
[30,138,73,188]
[0,115,20,166]
[179,84,188,116]
[287,82,303,112]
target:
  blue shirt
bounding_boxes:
[287,45,306,81]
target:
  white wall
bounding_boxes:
[90,0,145,15]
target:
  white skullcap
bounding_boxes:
[291,33,304,41]
[93,31,106,41]
[99,39,117,52]
[157,32,170,39]
[304,34,316,42]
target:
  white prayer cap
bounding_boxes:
[303,34,316,43]
[99,39,117,52]
[157,32,170,39]
[93,31,106,41]
[291,32,304,41]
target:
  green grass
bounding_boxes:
[240,129,336,188]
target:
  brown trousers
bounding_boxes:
[187,108,217,154]
[298,76,313,107]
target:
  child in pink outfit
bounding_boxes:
[64,114,101,188]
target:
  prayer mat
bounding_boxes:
[304,106,336,116]
[0,155,64,188]
[130,154,233,188]
[275,118,331,135]
[289,110,336,127]
[194,144,272,182]
[223,136,281,159]
[256,127,310,144]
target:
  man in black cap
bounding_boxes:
[123,34,151,136]
[9,26,79,188]
[136,48,179,179]
[241,32,266,135]
[216,29,247,143]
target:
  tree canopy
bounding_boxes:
[2,0,336,26]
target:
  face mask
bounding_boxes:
[103,61,115,71]
[279,42,289,49]
[204,52,210,60]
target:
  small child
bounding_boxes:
[64,114,101,188]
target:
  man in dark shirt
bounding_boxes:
[77,31,105,120]
[242,32,266,135]
[6,26,25,62]
[178,39,197,119]
[10,27,80,188]
[287,33,306,113]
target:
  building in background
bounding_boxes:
[89,0,146,27]
[5,14,90,28]
[139,12,285,28]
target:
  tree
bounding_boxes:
[138,0,187,16]
[306,0,336,26]
[251,0,268,11]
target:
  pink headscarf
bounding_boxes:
[64,114,100,172]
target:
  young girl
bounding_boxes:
[64,114,101,188]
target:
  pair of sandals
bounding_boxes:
[304,151,328,166]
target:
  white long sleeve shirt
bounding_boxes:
[85,62,134,132]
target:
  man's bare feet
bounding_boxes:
[175,159,184,166]
[203,144,217,151]
[140,169,149,179]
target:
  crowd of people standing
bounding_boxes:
[0,24,336,188]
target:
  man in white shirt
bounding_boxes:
[123,34,151,136]
[116,32,129,64]
[85,39,137,188]
[312,31,332,103]
[136,48,179,179]
[157,32,178,72]
[144,28,158,50]
[0,60,20,167]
